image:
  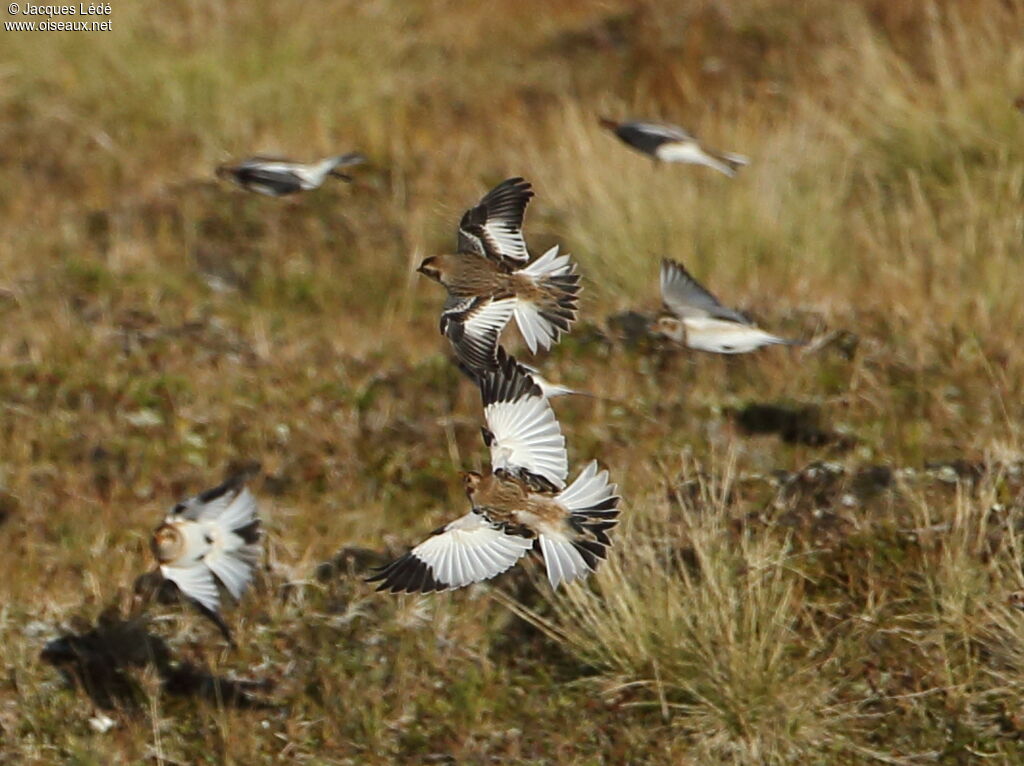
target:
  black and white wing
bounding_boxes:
[614,121,693,155]
[478,350,568,489]
[456,177,534,265]
[231,159,305,196]
[440,295,517,374]
[368,512,535,593]
[660,259,750,324]
[168,474,249,521]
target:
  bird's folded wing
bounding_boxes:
[237,166,303,186]
[368,512,534,593]
[626,121,693,142]
[457,177,534,265]
[660,258,750,324]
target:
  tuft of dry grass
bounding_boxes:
[507,454,847,764]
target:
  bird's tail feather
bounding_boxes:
[704,148,749,176]
[539,461,620,588]
[317,152,366,182]
[514,246,581,353]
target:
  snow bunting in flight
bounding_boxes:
[599,117,748,177]
[216,153,365,197]
[150,474,261,641]
[417,177,581,373]
[653,259,802,353]
[369,355,620,593]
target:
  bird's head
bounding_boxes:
[459,471,483,498]
[150,523,184,564]
[416,256,445,284]
[650,315,685,343]
[214,163,236,181]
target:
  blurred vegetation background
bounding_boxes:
[2,0,1024,762]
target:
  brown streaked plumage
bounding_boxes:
[417,178,581,373]
[418,253,571,309]
[464,470,589,535]
[418,253,509,297]
[421,248,580,371]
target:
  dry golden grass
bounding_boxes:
[2,0,1024,762]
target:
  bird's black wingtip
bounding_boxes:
[366,553,447,594]
[478,348,542,407]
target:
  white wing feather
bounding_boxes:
[484,394,568,488]
[379,512,535,591]
[161,562,220,613]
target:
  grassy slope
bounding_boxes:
[2,0,1024,762]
